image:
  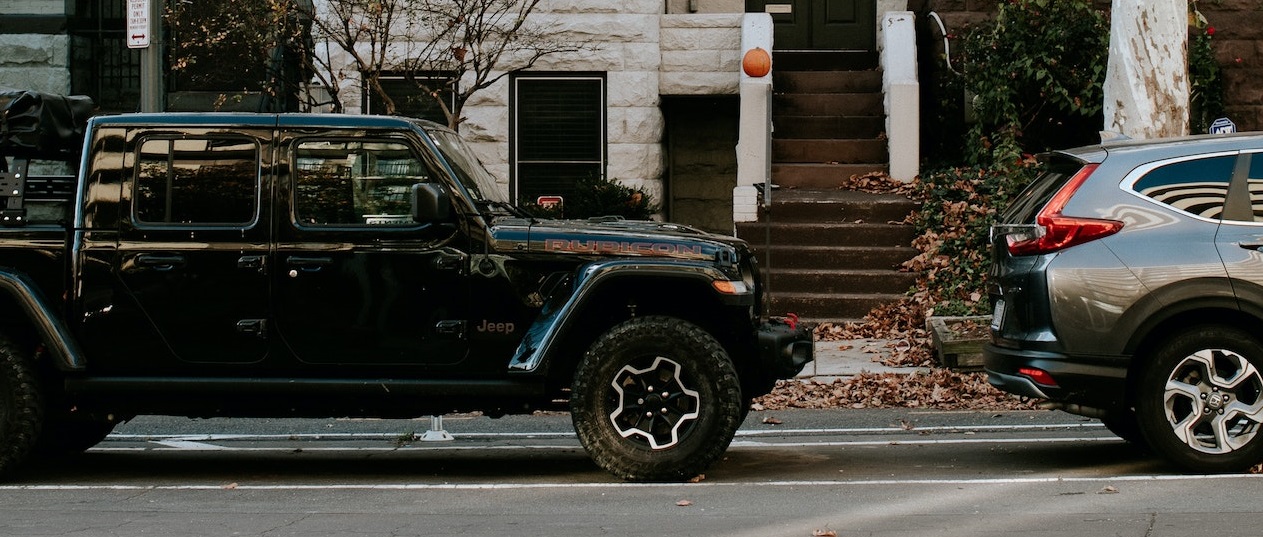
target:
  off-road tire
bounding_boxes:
[571,315,742,481]
[0,336,43,479]
[1136,325,1263,472]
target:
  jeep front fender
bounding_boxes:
[0,268,85,371]
[507,259,752,374]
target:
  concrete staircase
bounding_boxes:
[737,53,919,324]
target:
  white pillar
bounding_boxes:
[1103,0,1189,139]
[734,13,774,226]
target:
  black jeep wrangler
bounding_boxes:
[0,93,811,481]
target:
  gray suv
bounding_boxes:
[986,133,1263,473]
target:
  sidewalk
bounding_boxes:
[800,338,926,381]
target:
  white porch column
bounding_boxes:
[734,13,773,227]
[881,11,919,182]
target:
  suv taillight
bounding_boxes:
[1006,163,1124,256]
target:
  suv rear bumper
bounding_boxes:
[983,343,1129,413]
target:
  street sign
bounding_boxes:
[126,0,150,49]
[1210,117,1237,135]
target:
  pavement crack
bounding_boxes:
[1144,512,1156,537]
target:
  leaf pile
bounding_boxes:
[755,371,1038,411]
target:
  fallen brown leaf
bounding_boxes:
[676,500,693,507]
[1098,485,1119,494]
[222,483,238,490]
[812,529,838,537]
[688,474,705,483]
[762,416,783,425]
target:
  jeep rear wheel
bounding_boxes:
[1136,326,1263,472]
[571,316,741,481]
[0,336,42,479]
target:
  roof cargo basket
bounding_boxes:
[0,89,95,164]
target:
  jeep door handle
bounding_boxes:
[135,253,186,270]
[286,256,332,273]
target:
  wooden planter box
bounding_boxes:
[926,315,991,370]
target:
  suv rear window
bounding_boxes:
[1000,157,1083,225]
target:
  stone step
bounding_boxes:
[773,51,878,71]
[742,245,919,271]
[736,221,915,246]
[773,93,883,117]
[772,138,887,164]
[773,115,883,139]
[772,163,890,189]
[762,268,918,295]
[765,292,907,321]
[750,190,916,224]
[773,70,882,93]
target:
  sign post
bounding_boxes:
[127,0,163,112]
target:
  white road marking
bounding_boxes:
[103,422,1106,443]
[2,474,1260,491]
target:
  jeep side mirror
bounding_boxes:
[411,183,451,222]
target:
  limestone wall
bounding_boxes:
[0,34,71,94]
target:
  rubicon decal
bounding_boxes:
[543,239,703,257]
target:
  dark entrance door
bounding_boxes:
[746,0,876,51]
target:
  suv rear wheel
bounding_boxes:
[1136,325,1263,472]
[571,315,742,481]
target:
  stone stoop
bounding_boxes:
[738,190,919,325]
[736,53,918,325]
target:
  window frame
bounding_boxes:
[289,136,436,230]
[1121,151,1240,223]
[130,134,262,229]
[509,73,607,203]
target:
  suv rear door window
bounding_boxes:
[1131,155,1235,219]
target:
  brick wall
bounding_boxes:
[1203,0,1263,131]
[919,0,1263,133]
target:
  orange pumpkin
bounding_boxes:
[742,47,772,78]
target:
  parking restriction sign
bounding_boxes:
[127,0,150,49]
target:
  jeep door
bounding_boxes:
[273,130,470,367]
[93,128,272,369]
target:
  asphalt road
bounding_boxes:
[2,408,1261,536]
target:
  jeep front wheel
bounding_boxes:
[1136,325,1263,472]
[0,335,42,479]
[571,316,742,481]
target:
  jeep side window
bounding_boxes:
[134,137,259,225]
[293,140,432,226]
[1132,155,1235,220]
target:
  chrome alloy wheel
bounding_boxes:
[1163,348,1263,455]
[608,356,701,450]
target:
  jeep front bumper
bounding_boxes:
[756,318,814,379]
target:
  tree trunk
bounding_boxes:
[1103,0,1189,139]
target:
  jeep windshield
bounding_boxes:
[424,127,523,217]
